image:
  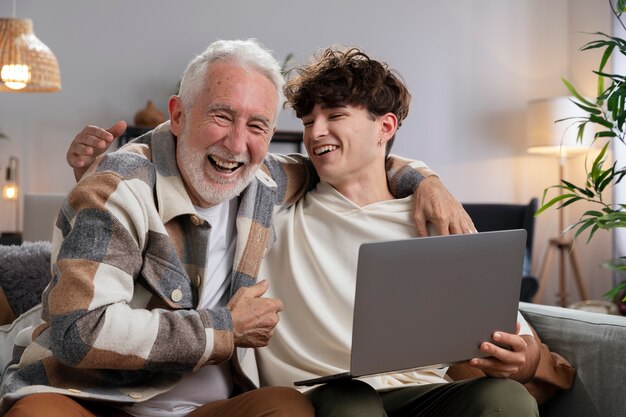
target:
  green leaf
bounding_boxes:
[573,218,596,240]
[580,36,620,50]
[599,43,616,74]
[586,224,601,243]
[577,123,588,144]
[561,78,595,106]
[598,169,616,192]
[570,100,602,115]
[614,168,626,184]
[582,210,605,218]
[595,70,626,81]
[535,192,579,216]
[598,211,626,227]
[603,281,626,300]
[596,130,617,137]
[591,142,610,174]
[561,180,595,197]
[559,196,583,208]
[589,114,616,129]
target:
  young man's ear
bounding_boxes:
[169,96,184,136]
[380,112,398,142]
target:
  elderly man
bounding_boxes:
[0,40,467,417]
[0,38,314,417]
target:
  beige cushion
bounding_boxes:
[0,303,44,375]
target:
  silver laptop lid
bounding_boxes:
[350,229,526,377]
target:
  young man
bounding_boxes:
[2,40,467,417]
[256,48,540,417]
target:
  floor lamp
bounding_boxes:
[527,97,592,307]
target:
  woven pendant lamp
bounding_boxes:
[0,17,61,92]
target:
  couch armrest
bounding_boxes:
[519,302,626,417]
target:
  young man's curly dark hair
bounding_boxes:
[284,47,411,155]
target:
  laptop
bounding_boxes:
[22,193,66,242]
[294,229,526,387]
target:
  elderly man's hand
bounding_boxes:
[227,280,284,348]
[412,176,475,236]
[67,120,126,181]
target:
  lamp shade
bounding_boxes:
[0,17,61,92]
[527,96,596,158]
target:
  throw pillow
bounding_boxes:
[0,241,52,325]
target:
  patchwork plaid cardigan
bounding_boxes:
[0,122,434,414]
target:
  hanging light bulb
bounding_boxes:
[1,63,30,89]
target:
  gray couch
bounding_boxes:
[519,302,626,417]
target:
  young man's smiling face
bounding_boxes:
[170,61,277,207]
[301,103,391,190]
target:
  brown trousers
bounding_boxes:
[6,387,314,417]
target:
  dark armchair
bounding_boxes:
[462,199,539,302]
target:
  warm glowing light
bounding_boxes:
[527,97,597,158]
[1,64,30,90]
[2,183,18,200]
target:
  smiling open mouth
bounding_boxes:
[208,155,244,173]
[314,145,338,156]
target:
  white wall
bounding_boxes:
[0,0,614,304]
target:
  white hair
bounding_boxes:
[178,39,284,123]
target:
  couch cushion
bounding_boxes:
[0,303,44,377]
[520,302,625,417]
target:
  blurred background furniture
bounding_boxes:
[462,199,539,302]
[527,97,592,307]
[0,233,21,246]
[21,193,65,242]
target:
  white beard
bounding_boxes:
[177,134,259,206]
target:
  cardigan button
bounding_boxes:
[190,215,203,226]
[129,392,143,399]
[171,289,183,303]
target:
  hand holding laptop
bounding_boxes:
[467,321,539,382]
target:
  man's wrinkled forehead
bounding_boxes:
[204,62,280,123]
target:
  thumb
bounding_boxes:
[247,279,270,298]
[107,120,127,139]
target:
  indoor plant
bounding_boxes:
[537,0,626,310]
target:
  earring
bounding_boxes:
[378,139,384,147]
